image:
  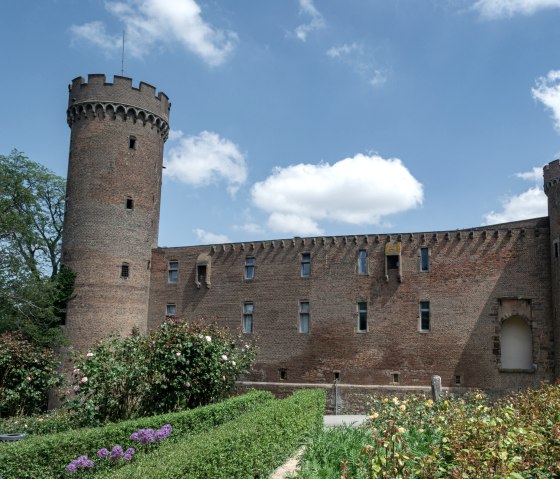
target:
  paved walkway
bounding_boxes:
[269,415,368,478]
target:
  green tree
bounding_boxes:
[0,150,74,347]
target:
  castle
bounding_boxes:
[62,74,560,410]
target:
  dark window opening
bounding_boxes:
[334,371,340,381]
[420,247,429,272]
[166,304,176,317]
[121,263,129,278]
[129,136,136,149]
[197,265,206,284]
[301,253,311,277]
[555,242,559,258]
[455,375,462,386]
[126,197,134,210]
[387,255,399,269]
[393,373,400,384]
[357,302,367,332]
[245,257,255,280]
[420,301,430,331]
[279,368,287,380]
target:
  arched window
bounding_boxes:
[500,316,533,370]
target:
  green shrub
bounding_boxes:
[0,390,273,479]
[0,408,81,436]
[0,332,62,417]
[103,389,326,479]
[66,320,256,422]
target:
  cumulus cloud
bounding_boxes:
[326,43,387,88]
[70,0,237,66]
[532,70,560,131]
[194,228,230,244]
[483,167,547,224]
[251,154,423,236]
[164,130,247,195]
[293,0,325,41]
[473,0,560,18]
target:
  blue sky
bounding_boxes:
[2,0,560,247]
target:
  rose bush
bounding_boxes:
[66,320,256,422]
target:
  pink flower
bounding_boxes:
[231,361,236,366]
[73,368,80,374]
[176,352,181,356]
[205,336,212,343]
[221,354,228,361]
[244,344,250,349]
[73,385,80,392]
[221,376,226,381]
[86,352,94,357]
[81,377,88,383]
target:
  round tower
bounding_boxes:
[544,159,560,379]
[62,74,170,349]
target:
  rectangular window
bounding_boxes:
[392,373,400,384]
[420,247,429,272]
[387,255,399,270]
[129,136,136,149]
[455,375,462,386]
[555,241,559,259]
[197,265,207,284]
[245,257,255,280]
[357,302,368,332]
[358,249,368,274]
[420,301,430,331]
[125,197,134,210]
[168,261,178,283]
[120,262,129,278]
[299,301,310,333]
[243,303,254,334]
[301,253,311,277]
[166,304,176,317]
[279,368,287,380]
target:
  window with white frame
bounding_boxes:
[299,301,310,333]
[301,253,311,277]
[243,302,254,334]
[357,301,368,332]
[245,257,255,280]
[358,249,368,274]
[419,301,430,331]
[168,261,178,283]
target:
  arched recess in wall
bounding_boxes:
[500,315,533,370]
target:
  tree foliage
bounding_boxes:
[0,150,74,347]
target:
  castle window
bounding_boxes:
[243,302,254,334]
[301,253,311,277]
[392,373,400,384]
[168,261,178,283]
[129,136,137,149]
[500,316,533,370]
[279,368,287,380]
[120,262,129,279]
[357,302,368,332]
[454,375,462,386]
[299,301,310,334]
[358,249,368,274]
[245,257,255,280]
[197,265,206,284]
[166,304,176,317]
[554,240,559,258]
[195,253,211,289]
[387,255,399,270]
[419,301,430,332]
[420,247,429,272]
[125,197,134,210]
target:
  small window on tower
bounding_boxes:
[387,255,399,270]
[121,262,129,279]
[166,304,177,317]
[126,197,134,210]
[129,136,137,149]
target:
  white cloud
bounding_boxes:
[194,228,230,244]
[164,130,247,195]
[483,186,547,224]
[293,0,325,41]
[532,70,560,131]
[326,43,387,88]
[70,0,237,66]
[516,166,543,182]
[473,0,560,18]
[236,223,266,236]
[251,154,423,236]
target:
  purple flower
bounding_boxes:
[131,428,155,444]
[154,424,173,441]
[125,447,136,456]
[123,453,133,461]
[65,455,94,472]
[97,448,109,459]
[65,463,77,473]
[110,445,124,461]
[130,431,139,441]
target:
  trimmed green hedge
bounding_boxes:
[0,408,84,437]
[104,389,326,479]
[0,390,273,479]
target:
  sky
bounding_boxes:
[2,0,560,247]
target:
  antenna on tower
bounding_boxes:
[121,30,125,76]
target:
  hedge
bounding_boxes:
[103,389,326,479]
[0,390,273,479]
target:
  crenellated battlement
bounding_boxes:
[68,74,170,123]
[544,159,560,195]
